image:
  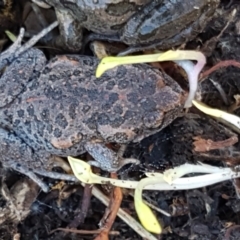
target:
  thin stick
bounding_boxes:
[0,21,58,69]
[90,184,158,240]
[94,172,123,240]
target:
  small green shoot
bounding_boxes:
[68,157,240,234]
[134,176,163,234]
[5,31,17,42]
[192,100,240,133]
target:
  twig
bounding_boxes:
[94,173,123,240]
[0,21,58,70]
[209,78,229,105]
[200,60,240,81]
[50,183,156,239]
[50,228,119,235]
[201,9,236,57]
[224,225,240,240]
[67,184,93,229]
[130,192,171,217]
[143,199,171,217]
[90,184,158,240]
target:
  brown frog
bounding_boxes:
[33,0,219,52]
[0,47,185,191]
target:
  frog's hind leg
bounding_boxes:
[0,128,50,191]
[7,162,50,192]
[9,161,78,192]
[0,128,77,192]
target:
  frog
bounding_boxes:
[0,47,186,191]
[33,0,219,52]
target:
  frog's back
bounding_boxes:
[11,55,184,156]
[66,0,152,34]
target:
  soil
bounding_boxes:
[1,0,240,239]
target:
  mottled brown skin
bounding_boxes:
[0,48,185,178]
[35,0,219,51]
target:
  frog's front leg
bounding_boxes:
[44,6,83,51]
[53,9,83,52]
[32,1,83,51]
[85,142,140,172]
[0,128,77,192]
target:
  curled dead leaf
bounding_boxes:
[193,136,238,152]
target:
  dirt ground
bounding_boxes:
[1,0,240,239]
